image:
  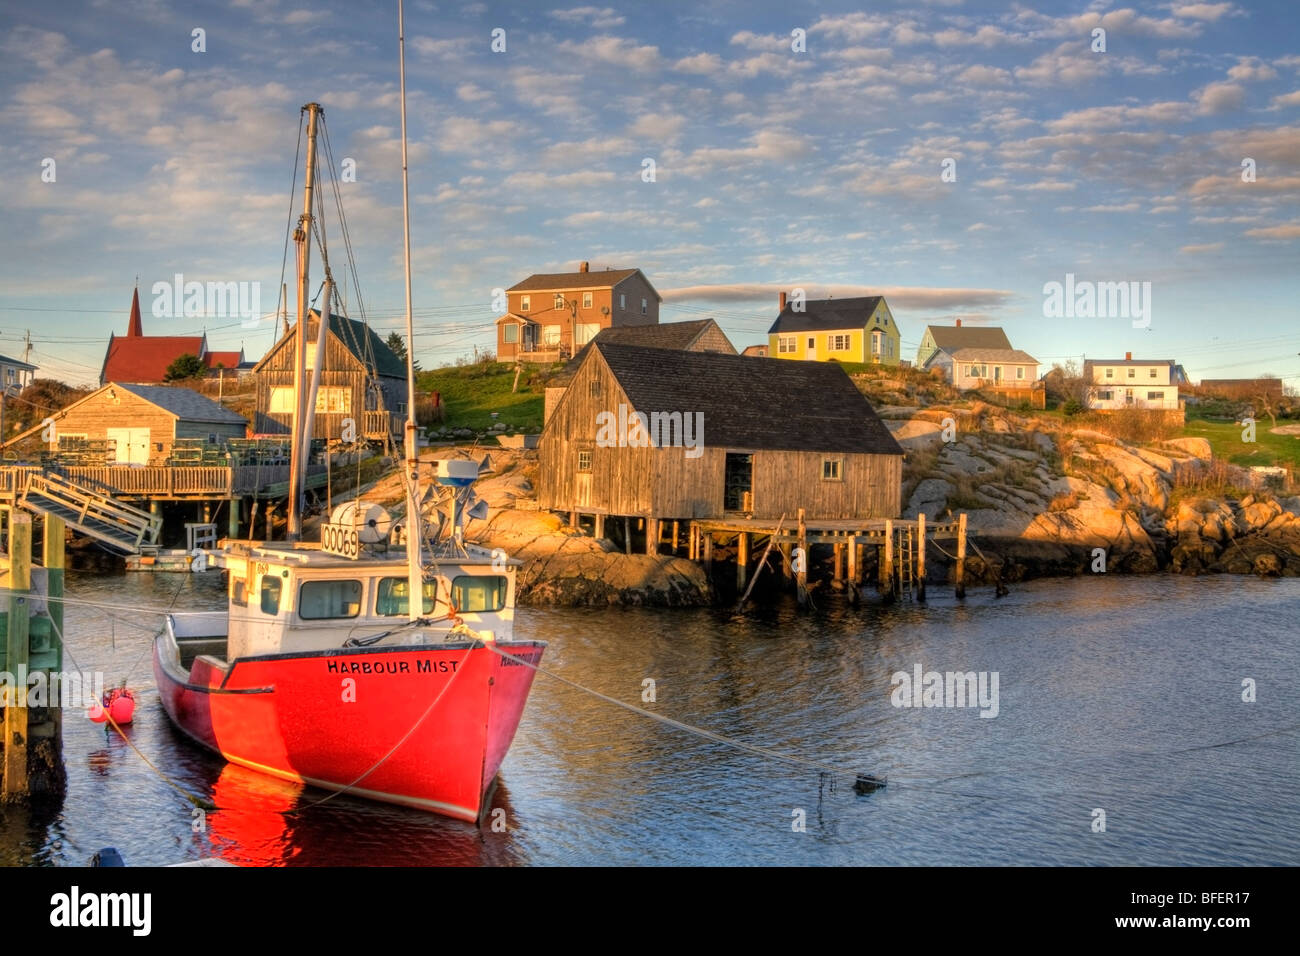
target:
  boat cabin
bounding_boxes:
[213,543,517,660]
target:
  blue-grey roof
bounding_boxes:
[113,383,248,425]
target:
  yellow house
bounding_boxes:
[767,293,901,366]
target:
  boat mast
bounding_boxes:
[398,0,422,621]
[288,102,322,542]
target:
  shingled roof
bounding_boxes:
[589,343,903,456]
[949,347,1039,365]
[923,324,1012,351]
[768,296,884,335]
[113,383,248,425]
[508,268,648,293]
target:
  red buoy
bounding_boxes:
[108,693,135,725]
[88,700,108,723]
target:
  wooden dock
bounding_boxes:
[683,509,969,605]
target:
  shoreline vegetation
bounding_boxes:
[336,359,1300,607]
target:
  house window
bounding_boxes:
[317,387,350,414]
[451,575,508,613]
[5,369,14,383]
[821,458,842,481]
[871,331,882,355]
[521,295,530,312]
[1098,390,1113,400]
[503,324,518,344]
[1105,368,1114,379]
[260,576,282,615]
[1149,368,1157,378]
[1127,368,1135,378]
[1147,391,1164,401]
[619,293,626,310]
[807,337,815,349]
[641,298,648,314]
[830,334,850,351]
[208,433,217,444]
[1016,366,1025,380]
[589,379,600,399]
[554,294,565,312]
[778,336,796,353]
[543,325,561,346]
[299,579,363,620]
[376,577,436,616]
[887,338,894,358]
[582,292,593,309]
[270,386,295,413]
[577,450,592,471]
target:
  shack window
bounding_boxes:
[589,379,600,398]
[376,577,436,616]
[822,458,842,481]
[260,577,282,615]
[231,578,247,607]
[299,579,362,619]
[451,575,507,613]
[578,450,592,471]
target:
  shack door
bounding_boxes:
[724,452,753,512]
[106,427,150,465]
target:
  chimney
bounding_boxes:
[955,318,962,328]
[1125,351,1132,361]
[779,291,787,311]
[579,261,589,273]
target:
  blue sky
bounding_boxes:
[1,0,1297,386]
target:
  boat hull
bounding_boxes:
[153,636,544,822]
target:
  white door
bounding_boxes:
[106,428,150,465]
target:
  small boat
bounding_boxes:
[153,7,545,822]
[153,509,545,821]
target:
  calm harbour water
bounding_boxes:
[2,569,1297,866]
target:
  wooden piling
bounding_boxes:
[646,518,659,556]
[832,540,844,590]
[780,542,792,583]
[569,510,578,529]
[916,513,927,603]
[702,531,713,576]
[955,512,967,599]
[623,516,631,555]
[671,520,679,555]
[882,518,894,602]
[594,513,605,540]
[796,508,808,607]
[847,537,859,605]
[3,513,32,799]
[737,531,749,590]
[228,497,240,539]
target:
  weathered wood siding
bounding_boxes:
[610,273,660,327]
[174,419,246,444]
[751,450,901,519]
[650,446,725,518]
[689,325,737,354]
[57,390,176,461]
[538,354,654,515]
[254,319,404,440]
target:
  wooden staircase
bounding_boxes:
[19,472,162,554]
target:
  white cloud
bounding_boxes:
[548,7,626,29]
[1243,223,1300,239]
[1196,81,1245,114]
[1179,242,1225,253]
[673,52,722,75]
[628,112,686,143]
[957,64,1012,87]
[1170,3,1237,20]
[1227,57,1278,83]
[807,13,891,42]
[661,284,1014,310]
[1272,90,1300,108]
[556,35,661,71]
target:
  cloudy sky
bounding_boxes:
[1,0,1297,386]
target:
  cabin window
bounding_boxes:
[270,386,296,413]
[554,294,565,311]
[577,450,592,472]
[376,577,436,616]
[870,331,882,355]
[589,379,601,399]
[521,295,530,312]
[830,334,850,351]
[298,579,363,620]
[451,575,508,613]
[503,324,518,344]
[231,578,247,607]
[1016,367,1025,380]
[208,433,217,443]
[318,387,351,414]
[260,577,282,615]
[807,337,815,350]
[582,292,593,309]
[1147,391,1164,401]
[822,458,843,481]
[778,336,796,354]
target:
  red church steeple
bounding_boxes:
[127,284,143,337]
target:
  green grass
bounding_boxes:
[1183,412,1300,469]
[417,360,557,432]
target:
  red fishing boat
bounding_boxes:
[154,5,544,823]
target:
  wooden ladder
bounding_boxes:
[895,525,914,599]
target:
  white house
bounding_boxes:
[1083,354,1181,411]
[917,323,1039,392]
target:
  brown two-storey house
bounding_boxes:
[496,261,661,362]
